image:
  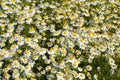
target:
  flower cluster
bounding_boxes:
[0,0,120,80]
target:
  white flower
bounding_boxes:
[56,72,65,80]
[53,30,61,36]
[24,50,31,58]
[98,45,107,52]
[20,57,28,64]
[94,74,98,80]
[109,58,115,65]
[13,73,20,78]
[17,38,24,46]
[2,33,11,38]
[39,48,47,55]
[28,61,35,68]
[86,65,92,71]
[62,30,69,36]
[72,60,79,68]
[78,67,83,72]
[111,64,117,70]
[5,73,10,79]
[78,73,86,80]
[25,38,31,44]
[24,5,30,10]
[26,18,32,24]
[29,27,35,34]
[7,26,14,33]
[48,48,55,54]
[108,44,115,51]
[28,9,36,17]
[79,43,86,50]
[12,60,20,68]
[10,44,19,51]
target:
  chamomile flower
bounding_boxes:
[39,48,47,55]
[53,30,61,36]
[78,73,86,80]
[78,67,83,72]
[45,66,51,71]
[28,9,36,17]
[98,45,107,52]
[72,60,79,68]
[10,44,19,51]
[0,25,5,30]
[26,18,32,24]
[29,27,35,34]
[20,56,28,64]
[12,60,20,68]
[12,69,20,78]
[24,5,30,10]
[79,43,86,50]
[25,38,31,44]
[48,48,55,54]
[24,50,31,57]
[7,24,14,33]
[5,73,10,79]
[108,44,115,51]
[56,72,64,80]
[86,65,92,71]
[62,30,69,36]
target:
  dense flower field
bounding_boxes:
[0,0,120,80]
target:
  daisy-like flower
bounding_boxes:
[86,65,92,71]
[56,72,65,80]
[28,9,36,17]
[39,48,47,55]
[79,43,86,50]
[10,44,19,51]
[41,70,46,75]
[78,67,83,72]
[72,70,78,78]
[12,60,20,68]
[62,30,69,37]
[2,49,10,59]
[7,24,15,33]
[26,17,32,24]
[109,58,115,65]
[24,5,30,10]
[59,61,65,69]
[45,66,51,71]
[20,56,28,64]
[17,38,24,46]
[78,73,86,80]
[24,66,32,76]
[0,25,5,30]
[12,69,20,78]
[98,45,107,52]
[24,50,31,57]
[67,54,75,63]
[32,35,38,42]
[48,48,55,54]
[29,27,35,34]
[108,44,115,51]
[72,60,79,68]
[53,30,61,36]
[2,33,12,38]
[25,37,31,44]
[13,33,20,41]
[5,72,10,79]
[18,18,25,24]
